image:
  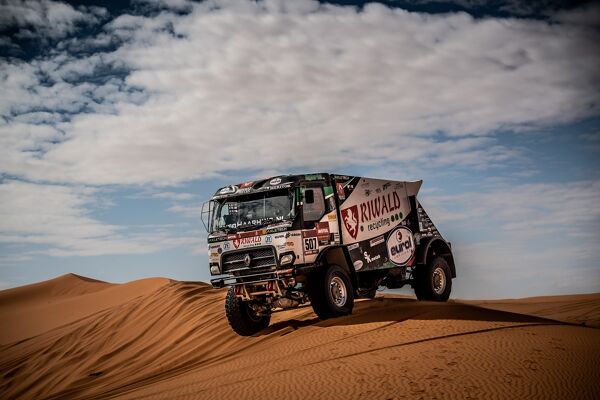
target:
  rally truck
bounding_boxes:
[201,173,456,336]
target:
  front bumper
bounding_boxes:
[211,267,294,288]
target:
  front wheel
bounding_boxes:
[225,287,271,336]
[414,257,452,302]
[309,264,354,319]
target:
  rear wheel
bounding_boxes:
[225,287,271,336]
[309,264,354,319]
[414,257,452,302]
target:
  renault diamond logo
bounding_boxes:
[243,254,252,267]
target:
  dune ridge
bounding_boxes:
[1,275,599,399]
[0,273,111,304]
[465,293,600,328]
[0,275,171,345]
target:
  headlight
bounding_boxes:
[210,264,220,275]
[280,253,294,265]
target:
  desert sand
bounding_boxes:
[1,274,599,399]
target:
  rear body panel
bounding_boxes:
[333,175,422,272]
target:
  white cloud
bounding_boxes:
[552,3,600,27]
[450,239,600,298]
[422,179,600,298]
[0,180,203,257]
[0,253,34,266]
[0,0,598,185]
[426,180,600,236]
[167,203,203,218]
[0,0,106,40]
[0,1,599,297]
[0,180,114,242]
[132,0,195,13]
[152,191,196,201]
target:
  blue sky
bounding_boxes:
[0,0,599,298]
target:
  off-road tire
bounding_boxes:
[414,256,452,302]
[225,287,270,336]
[309,264,354,319]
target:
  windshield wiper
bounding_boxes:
[264,220,292,229]
[252,218,293,230]
[213,226,236,234]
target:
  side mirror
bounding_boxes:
[201,201,212,232]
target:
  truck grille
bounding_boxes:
[221,246,277,274]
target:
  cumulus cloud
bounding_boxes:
[1,0,599,295]
[422,179,600,297]
[152,191,196,201]
[0,0,106,41]
[428,179,600,235]
[551,2,600,27]
[418,0,592,18]
[0,180,203,257]
[132,0,195,13]
[0,0,598,185]
[167,203,204,219]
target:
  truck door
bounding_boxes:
[301,185,325,229]
[300,183,340,264]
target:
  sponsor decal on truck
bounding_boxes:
[340,179,411,243]
[387,226,415,266]
[341,205,360,239]
[233,236,262,249]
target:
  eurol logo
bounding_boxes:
[233,236,262,249]
[387,227,415,266]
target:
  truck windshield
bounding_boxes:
[211,189,295,233]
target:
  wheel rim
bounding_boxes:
[330,276,347,307]
[246,303,263,321]
[432,267,446,295]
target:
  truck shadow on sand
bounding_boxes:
[260,296,566,336]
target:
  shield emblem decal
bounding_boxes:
[341,205,359,240]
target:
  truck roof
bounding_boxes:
[211,173,421,200]
[211,173,324,199]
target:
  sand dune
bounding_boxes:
[466,293,600,328]
[0,274,170,345]
[1,276,599,399]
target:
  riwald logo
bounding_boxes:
[233,236,262,249]
[341,205,359,239]
[341,191,403,240]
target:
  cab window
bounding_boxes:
[303,188,325,221]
